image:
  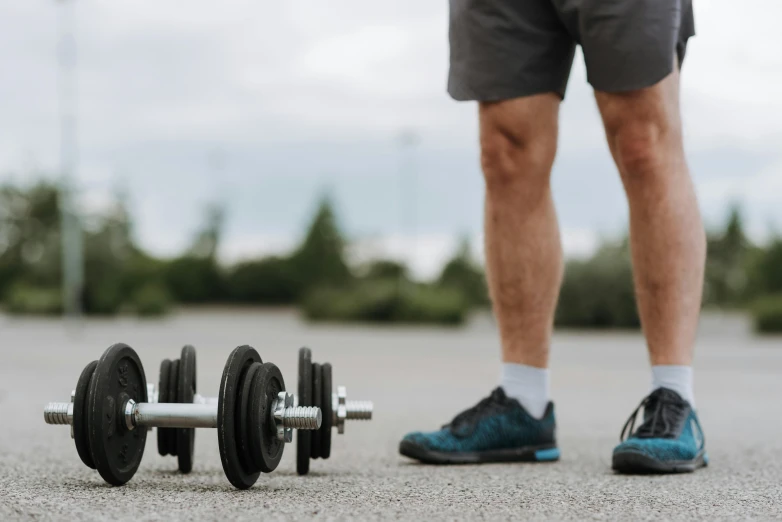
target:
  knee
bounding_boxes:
[608,119,677,181]
[480,127,556,195]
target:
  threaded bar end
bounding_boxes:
[284,406,322,430]
[345,400,373,420]
[44,402,72,425]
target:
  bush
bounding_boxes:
[437,238,489,308]
[131,283,172,317]
[437,259,488,308]
[225,257,300,304]
[746,239,782,301]
[302,281,467,326]
[5,284,62,315]
[362,260,409,282]
[400,285,467,325]
[0,183,63,296]
[122,254,168,296]
[555,244,640,329]
[164,256,224,303]
[304,282,399,323]
[751,295,782,334]
[82,279,123,315]
[0,263,24,302]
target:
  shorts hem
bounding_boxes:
[588,35,693,93]
[447,82,566,103]
[588,62,673,94]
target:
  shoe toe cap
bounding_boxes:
[613,438,698,462]
[402,431,429,447]
[401,430,454,451]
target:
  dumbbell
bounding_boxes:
[152,345,375,476]
[43,344,321,489]
[296,347,374,475]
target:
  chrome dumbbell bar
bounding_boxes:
[44,391,320,438]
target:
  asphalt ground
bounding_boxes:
[0,310,780,521]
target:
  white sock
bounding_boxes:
[500,363,550,419]
[651,365,695,409]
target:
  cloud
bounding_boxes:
[0,0,780,266]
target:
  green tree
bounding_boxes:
[289,196,352,296]
[0,181,171,316]
[0,182,62,296]
[189,203,224,259]
[165,202,226,303]
[82,194,136,314]
[704,205,751,307]
[437,236,489,307]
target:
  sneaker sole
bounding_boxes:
[612,450,708,474]
[399,440,560,465]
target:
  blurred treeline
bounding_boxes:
[0,181,483,324]
[1,181,781,332]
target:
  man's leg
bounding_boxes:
[480,95,563,419]
[399,0,574,465]
[595,67,705,379]
[596,68,709,473]
[399,94,563,464]
[481,95,563,368]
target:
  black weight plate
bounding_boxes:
[177,345,196,473]
[167,359,179,456]
[73,360,98,469]
[218,345,262,490]
[247,364,266,471]
[296,347,312,475]
[237,362,262,473]
[310,363,322,460]
[87,343,148,486]
[156,359,171,456]
[250,362,285,473]
[320,363,333,459]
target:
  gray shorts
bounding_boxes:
[448,0,695,101]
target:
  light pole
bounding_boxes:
[57,0,84,318]
[397,130,419,288]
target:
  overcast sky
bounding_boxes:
[2,1,780,277]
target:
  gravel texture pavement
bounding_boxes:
[0,310,780,521]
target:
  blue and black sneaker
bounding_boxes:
[612,387,708,474]
[399,387,560,464]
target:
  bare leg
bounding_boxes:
[595,68,706,366]
[480,94,563,369]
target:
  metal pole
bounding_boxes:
[57,0,84,318]
[397,130,418,289]
[133,403,218,429]
[43,400,322,432]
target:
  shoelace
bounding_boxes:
[445,388,505,433]
[619,389,689,441]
